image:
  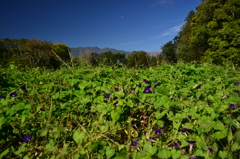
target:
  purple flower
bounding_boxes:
[115,88,119,92]
[155,129,162,135]
[196,85,201,89]
[230,104,237,109]
[23,135,31,142]
[104,94,110,98]
[0,95,3,99]
[187,141,196,150]
[169,107,173,110]
[113,97,118,100]
[10,92,17,97]
[131,88,136,91]
[35,148,41,156]
[234,82,240,86]
[144,85,151,93]
[114,101,118,105]
[154,84,160,88]
[180,128,187,135]
[208,148,214,154]
[21,86,27,92]
[130,140,138,146]
[144,79,149,83]
[169,143,179,149]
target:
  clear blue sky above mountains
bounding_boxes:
[1,0,202,52]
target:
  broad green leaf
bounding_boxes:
[157,148,171,159]
[106,146,115,159]
[100,125,109,132]
[231,142,239,151]
[143,142,157,156]
[171,149,181,159]
[219,150,227,159]
[111,110,121,122]
[0,117,6,129]
[213,121,225,130]
[73,131,86,146]
[0,148,10,158]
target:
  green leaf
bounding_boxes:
[213,121,225,130]
[156,85,170,95]
[0,148,10,158]
[154,100,163,107]
[214,130,227,140]
[52,92,59,99]
[111,110,121,122]
[126,99,134,107]
[196,91,201,99]
[94,96,104,102]
[106,146,115,159]
[231,142,239,151]
[155,110,167,120]
[14,143,27,155]
[143,142,157,156]
[73,131,86,146]
[171,149,181,159]
[219,150,228,159]
[226,96,240,103]
[100,125,109,132]
[158,148,171,159]
[79,81,87,89]
[0,117,6,129]
[235,130,240,142]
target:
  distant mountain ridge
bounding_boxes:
[70,46,132,57]
[70,46,162,57]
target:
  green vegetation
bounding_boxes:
[1,0,240,158]
[0,63,240,158]
[164,0,240,65]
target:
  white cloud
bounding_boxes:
[168,24,183,32]
[121,16,124,18]
[154,33,170,39]
[153,24,183,39]
[152,19,182,30]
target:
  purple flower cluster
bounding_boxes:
[23,135,31,142]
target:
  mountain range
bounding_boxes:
[70,46,161,57]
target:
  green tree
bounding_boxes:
[90,52,101,66]
[161,41,177,63]
[190,0,240,64]
[126,51,149,68]
[52,43,71,63]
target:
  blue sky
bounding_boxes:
[1,0,202,52]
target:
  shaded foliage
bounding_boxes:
[0,38,71,69]
[126,51,150,68]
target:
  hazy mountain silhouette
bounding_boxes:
[70,46,132,57]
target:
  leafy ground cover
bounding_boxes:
[0,63,240,159]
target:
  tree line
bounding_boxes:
[0,38,71,69]
[0,38,165,69]
[161,0,240,65]
[72,50,164,69]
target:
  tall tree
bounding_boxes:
[161,41,177,63]
[52,43,71,63]
[190,0,240,64]
[126,51,149,68]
